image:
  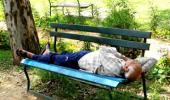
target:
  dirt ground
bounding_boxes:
[0,70,37,100]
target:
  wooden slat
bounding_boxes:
[50,23,151,38]
[50,32,150,50]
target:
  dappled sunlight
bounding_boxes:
[0,0,170,99]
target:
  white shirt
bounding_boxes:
[78,46,125,77]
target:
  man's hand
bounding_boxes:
[122,55,130,61]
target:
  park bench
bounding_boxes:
[21,23,151,100]
[48,0,94,17]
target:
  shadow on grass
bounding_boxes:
[30,69,143,100]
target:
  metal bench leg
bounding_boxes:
[24,66,30,91]
[91,4,94,17]
[50,6,52,16]
[142,73,147,100]
[108,88,113,100]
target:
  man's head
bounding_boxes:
[122,59,142,81]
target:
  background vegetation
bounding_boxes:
[0,0,170,99]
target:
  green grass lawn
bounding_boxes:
[0,49,13,71]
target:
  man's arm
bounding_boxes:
[121,55,131,61]
[99,46,131,61]
[136,57,157,72]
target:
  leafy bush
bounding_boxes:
[149,81,161,99]
[103,0,137,29]
[154,28,170,39]
[149,4,170,40]
[56,39,79,53]
[0,30,10,49]
[149,4,159,34]
[149,56,170,83]
[37,14,60,28]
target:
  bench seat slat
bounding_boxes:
[50,23,151,38]
[50,32,150,50]
[21,59,126,87]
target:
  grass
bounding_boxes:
[31,69,143,100]
[0,49,13,71]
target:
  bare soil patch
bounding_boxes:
[0,70,37,100]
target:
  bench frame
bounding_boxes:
[48,0,94,17]
[22,23,151,100]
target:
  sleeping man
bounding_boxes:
[16,44,156,81]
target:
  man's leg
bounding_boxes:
[16,48,55,64]
[16,43,51,58]
[16,43,54,63]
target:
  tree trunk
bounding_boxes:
[3,0,40,65]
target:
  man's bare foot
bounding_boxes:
[16,49,34,58]
[43,49,50,55]
[41,43,51,55]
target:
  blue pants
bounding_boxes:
[32,51,90,69]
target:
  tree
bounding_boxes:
[2,0,40,65]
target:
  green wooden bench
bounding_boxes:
[21,23,151,100]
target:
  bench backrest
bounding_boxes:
[50,23,151,56]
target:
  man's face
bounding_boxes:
[123,60,142,81]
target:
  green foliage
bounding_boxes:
[56,39,79,53]
[149,4,170,39]
[154,28,170,39]
[149,4,159,34]
[0,0,4,21]
[37,14,60,28]
[149,81,161,99]
[0,30,10,49]
[103,0,137,29]
[149,56,170,83]
[33,9,102,29]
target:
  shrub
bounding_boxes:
[149,56,170,84]
[103,0,137,29]
[56,39,79,53]
[149,4,159,35]
[149,4,170,40]
[37,14,60,28]
[0,30,10,49]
